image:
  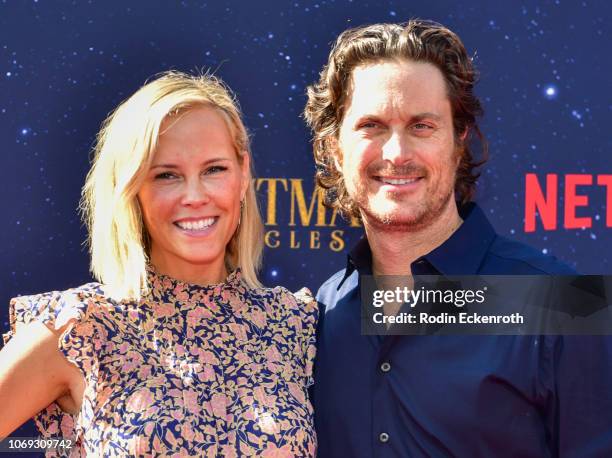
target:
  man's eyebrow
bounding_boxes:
[150,158,230,170]
[354,112,443,122]
[413,112,442,121]
[353,114,383,123]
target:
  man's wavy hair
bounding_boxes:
[304,19,488,218]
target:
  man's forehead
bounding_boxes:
[351,59,443,84]
[343,60,450,118]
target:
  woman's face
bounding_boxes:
[137,105,249,283]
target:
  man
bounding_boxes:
[304,20,611,457]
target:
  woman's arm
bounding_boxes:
[0,321,81,439]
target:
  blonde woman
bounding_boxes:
[0,71,317,457]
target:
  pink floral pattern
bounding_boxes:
[3,268,318,457]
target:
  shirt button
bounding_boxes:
[379,432,390,443]
[380,362,391,373]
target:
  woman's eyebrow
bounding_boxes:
[150,158,230,170]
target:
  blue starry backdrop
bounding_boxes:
[1,0,611,444]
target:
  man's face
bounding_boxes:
[337,59,460,231]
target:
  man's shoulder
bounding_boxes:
[485,234,576,274]
[316,268,357,304]
[316,268,347,297]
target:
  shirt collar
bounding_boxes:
[424,203,497,275]
[338,202,497,289]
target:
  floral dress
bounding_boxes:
[3,268,318,457]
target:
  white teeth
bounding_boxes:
[177,218,215,231]
[381,178,418,185]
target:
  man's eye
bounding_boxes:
[413,123,433,130]
[360,122,379,129]
[154,172,177,180]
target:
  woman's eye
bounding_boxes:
[154,172,177,180]
[205,165,228,175]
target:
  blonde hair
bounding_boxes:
[80,70,263,300]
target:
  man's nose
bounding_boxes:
[381,130,411,164]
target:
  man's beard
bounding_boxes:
[359,187,455,232]
[351,163,456,232]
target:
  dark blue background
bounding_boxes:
[1,0,610,447]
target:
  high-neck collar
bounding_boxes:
[146,264,243,299]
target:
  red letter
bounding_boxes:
[597,175,612,227]
[564,174,592,229]
[525,174,557,232]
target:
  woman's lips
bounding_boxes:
[173,217,218,235]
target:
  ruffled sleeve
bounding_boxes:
[2,285,102,451]
[292,288,319,388]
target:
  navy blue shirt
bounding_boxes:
[314,203,612,458]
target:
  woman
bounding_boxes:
[0,71,317,457]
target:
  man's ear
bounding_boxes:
[455,128,469,166]
[327,136,343,171]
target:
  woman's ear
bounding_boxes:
[239,150,251,201]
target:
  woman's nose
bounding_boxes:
[180,178,210,207]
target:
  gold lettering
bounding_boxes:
[329,208,339,227]
[330,230,345,252]
[256,178,288,226]
[264,230,280,248]
[309,231,321,249]
[289,180,327,227]
[290,230,301,249]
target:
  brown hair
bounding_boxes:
[304,19,488,218]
